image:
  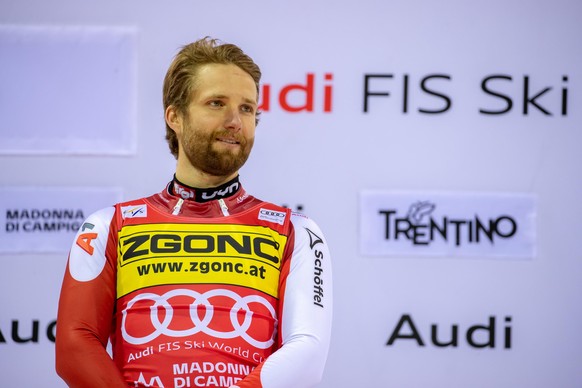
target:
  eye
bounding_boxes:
[208,100,224,108]
[241,104,255,114]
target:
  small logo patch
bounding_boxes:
[121,205,147,219]
[258,208,286,225]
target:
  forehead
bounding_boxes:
[192,63,257,101]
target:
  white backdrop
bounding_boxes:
[1,1,581,387]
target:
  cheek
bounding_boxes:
[242,120,257,137]
[184,112,218,132]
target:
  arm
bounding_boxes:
[236,214,333,388]
[55,207,126,387]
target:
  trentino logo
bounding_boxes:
[360,191,536,258]
[379,200,517,247]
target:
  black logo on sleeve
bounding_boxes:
[306,228,326,308]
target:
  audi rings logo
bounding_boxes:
[258,208,286,225]
[121,289,277,349]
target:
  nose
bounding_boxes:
[224,107,242,132]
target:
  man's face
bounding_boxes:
[175,63,258,178]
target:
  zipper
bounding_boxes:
[218,198,230,216]
[172,198,184,215]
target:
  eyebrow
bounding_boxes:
[206,94,257,105]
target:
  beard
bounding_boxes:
[180,124,254,177]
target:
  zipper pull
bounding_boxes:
[218,198,230,216]
[172,198,184,215]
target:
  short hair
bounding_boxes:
[163,37,262,158]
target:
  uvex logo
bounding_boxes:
[201,181,239,201]
[259,73,334,113]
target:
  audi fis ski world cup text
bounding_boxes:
[122,288,274,387]
[253,71,571,116]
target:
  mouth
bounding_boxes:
[216,137,240,145]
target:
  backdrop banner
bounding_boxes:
[0,187,122,253]
[0,1,580,387]
[0,26,137,155]
[360,191,536,258]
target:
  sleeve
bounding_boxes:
[235,213,333,388]
[55,207,127,387]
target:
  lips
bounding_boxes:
[216,135,241,145]
[217,138,239,144]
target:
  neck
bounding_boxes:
[170,175,241,203]
[175,159,239,188]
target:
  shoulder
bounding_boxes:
[289,211,328,247]
[81,206,116,227]
[81,194,148,226]
[76,193,150,237]
[69,206,117,281]
[290,211,323,231]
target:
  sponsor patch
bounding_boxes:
[360,191,536,258]
[258,208,286,225]
[122,204,147,219]
[116,223,288,298]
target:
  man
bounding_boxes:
[55,37,332,388]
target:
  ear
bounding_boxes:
[165,105,182,135]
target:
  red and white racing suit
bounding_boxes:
[56,178,332,388]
